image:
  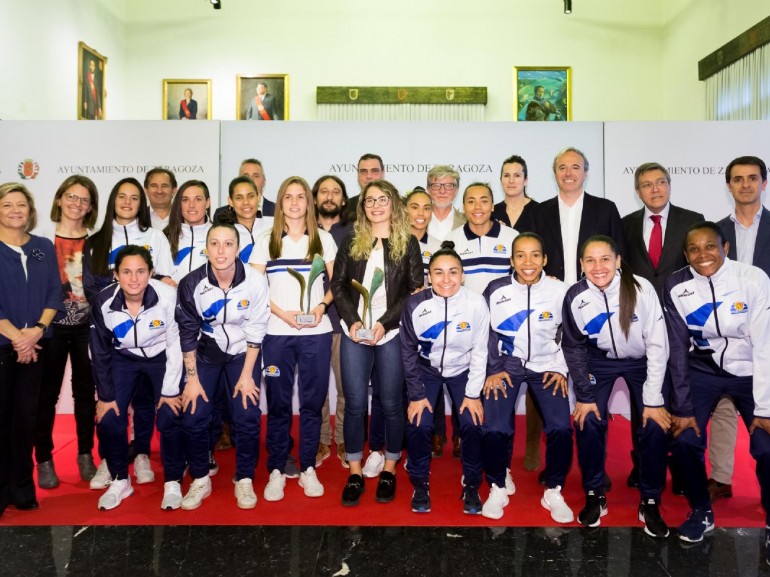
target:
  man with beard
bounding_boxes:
[312,175,352,469]
[343,154,385,222]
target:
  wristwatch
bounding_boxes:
[35,322,48,334]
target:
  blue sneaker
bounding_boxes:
[411,482,431,513]
[678,509,714,543]
[462,485,482,515]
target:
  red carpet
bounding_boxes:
[0,415,762,528]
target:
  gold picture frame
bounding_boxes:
[514,66,571,121]
[78,42,107,120]
[236,74,289,121]
[162,79,212,120]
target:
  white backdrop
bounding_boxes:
[604,121,770,220]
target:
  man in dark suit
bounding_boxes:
[621,162,703,489]
[212,158,275,224]
[709,155,770,503]
[518,147,626,284]
[622,162,704,301]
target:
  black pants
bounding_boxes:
[34,324,95,462]
[0,341,48,514]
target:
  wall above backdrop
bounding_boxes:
[163,79,212,120]
[236,74,288,121]
[78,42,107,120]
[514,67,571,121]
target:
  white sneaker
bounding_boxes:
[181,476,212,510]
[161,481,182,510]
[541,486,575,524]
[235,478,257,509]
[133,454,155,484]
[263,469,286,501]
[482,483,510,520]
[505,468,516,496]
[299,466,325,498]
[98,478,133,510]
[362,451,385,478]
[90,460,111,490]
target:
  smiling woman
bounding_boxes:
[0,182,62,518]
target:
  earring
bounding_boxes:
[617,267,622,275]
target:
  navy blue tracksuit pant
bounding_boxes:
[575,355,668,500]
[672,369,770,523]
[184,352,262,481]
[482,360,572,489]
[97,353,184,482]
[263,334,332,473]
[406,366,482,487]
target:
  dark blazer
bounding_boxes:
[717,207,770,276]
[516,192,626,282]
[262,198,275,217]
[622,203,704,301]
[179,99,197,120]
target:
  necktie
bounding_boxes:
[649,214,662,269]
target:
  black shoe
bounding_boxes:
[627,466,640,488]
[342,474,365,506]
[15,500,39,511]
[577,491,607,527]
[376,471,396,503]
[462,485,482,515]
[411,481,431,513]
[638,498,669,538]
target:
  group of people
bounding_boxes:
[1,150,769,556]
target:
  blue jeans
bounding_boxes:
[341,336,404,462]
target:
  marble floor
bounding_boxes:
[1,525,767,577]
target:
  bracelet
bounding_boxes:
[247,343,261,349]
[320,302,329,313]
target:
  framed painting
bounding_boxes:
[163,79,212,120]
[514,66,571,121]
[78,42,107,120]
[236,74,289,121]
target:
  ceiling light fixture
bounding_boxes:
[564,0,572,14]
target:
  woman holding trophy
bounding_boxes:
[250,176,337,501]
[331,180,423,506]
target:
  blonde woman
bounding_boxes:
[331,179,423,506]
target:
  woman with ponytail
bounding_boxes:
[561,235,671,538]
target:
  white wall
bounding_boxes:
[660,0,770,120]
[0,0,128,120]
[1,0,768,122]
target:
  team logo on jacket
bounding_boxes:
[678,289,694,298]
[237,299,250,310]
[423,250,432,259]
[632,314,639,322]
[265,366,281,377]
[730,301,748,314]
[143,244,154,254]
[538,311,554,321]
[492,244,507,254]
[148,319,164,329]
[495,295,511,305]
[456,321,471,332]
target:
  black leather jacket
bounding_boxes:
[331,233,423,332]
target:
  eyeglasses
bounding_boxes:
[638,178,669,192]
[429,182,457,192]
[363,196,391,208]
[63,193,92,206]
